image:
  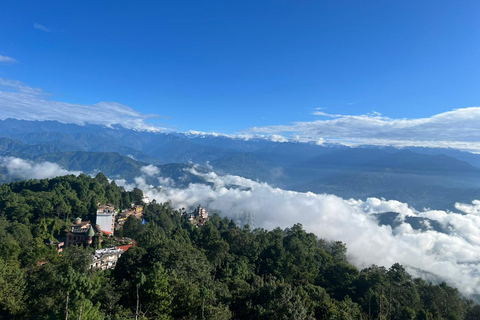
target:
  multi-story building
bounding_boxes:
[65,218,101,247]
[89,245,134,270]
[96,204,116,235]
[194,205,209,225]
[196,205,209,220]
[90,247,124,270]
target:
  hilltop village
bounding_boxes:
[1,174,478,320]
[55,201,210,270]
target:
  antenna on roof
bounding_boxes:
[243,210,252,228]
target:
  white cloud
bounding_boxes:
[157,176,174,187]
[33,23,50,32]
[186,130,255,140]
[0,78,166,132]
[269,134,288,143]
[251,108,480,152]
[116,168,480,298]
[140,165,160,177]
[185,130,291,143]
[311,110,342,117]
[0,55,16,64]
[0,156,81,179]
[455,200,480,215]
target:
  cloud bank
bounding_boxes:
[0,156,81,179]
[251,108,480,152]
[0,78,165,132]
[118,167,480,298]
[3,158,480,298]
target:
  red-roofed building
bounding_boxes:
[116,244,134,252]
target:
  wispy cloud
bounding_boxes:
[251,108,480,152]
[33,23,51,32]
[0,78,167,132]
[0,55,17,64]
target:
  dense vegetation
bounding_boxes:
[0,174,479,319]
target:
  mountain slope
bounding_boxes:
[2,119,480,210]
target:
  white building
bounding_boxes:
[96,204,116,235]
[90,247,123,270]
[142,195,150,204]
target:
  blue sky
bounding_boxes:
[1,1,480,148]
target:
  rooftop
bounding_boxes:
[93,247,123,261]
[68,221,101,235]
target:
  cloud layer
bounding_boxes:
[251,108,480,152]
[0,78,165,131]
[2,158,480,298]
[117,166,480,298]
[0,156,81,179]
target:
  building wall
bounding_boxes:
[90,248,124,270]
[97,214,115,235]
[66,234,92,246]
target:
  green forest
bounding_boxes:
[0,173,479,320]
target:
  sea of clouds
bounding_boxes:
[119,166,480,299]
[2,156,480,298]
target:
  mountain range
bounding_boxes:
[1,118,480,211]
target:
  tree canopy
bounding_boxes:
[0,174,476,319]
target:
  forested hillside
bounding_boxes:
[0,174,478,319]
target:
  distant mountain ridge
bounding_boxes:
[374,211,449,234]
[2,118,480,210]
[0,136,208,187]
